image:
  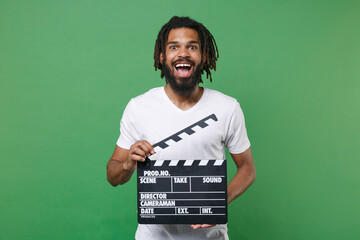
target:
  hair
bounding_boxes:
[154,16,219,83]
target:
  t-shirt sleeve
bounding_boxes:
[116,99,140,149]
[224,102,251,154]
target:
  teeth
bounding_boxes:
[175,63,191,68]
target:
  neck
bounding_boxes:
[164,84,204,111]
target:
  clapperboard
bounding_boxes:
[137,114,228,224]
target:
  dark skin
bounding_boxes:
[107,28,256,230]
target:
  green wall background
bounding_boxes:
[1,0,359,239]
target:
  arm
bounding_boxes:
[106,141,154,186]
[191,147,255,230]
[227,147,256,204]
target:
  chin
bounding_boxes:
[163,63,203,96]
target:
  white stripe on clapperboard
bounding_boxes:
[153,159,224,166]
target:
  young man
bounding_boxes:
[107,16,256,240]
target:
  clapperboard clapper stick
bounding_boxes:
[137,114,228,224]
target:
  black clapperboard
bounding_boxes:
[137,114,228,224]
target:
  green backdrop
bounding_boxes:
[1,0,359,239]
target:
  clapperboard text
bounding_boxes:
[139,170,223,184]
[137,159,227,224]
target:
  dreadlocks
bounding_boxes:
[154,16,219,83]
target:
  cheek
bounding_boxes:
[166,52,176,60]
[165,58,172,67]
[192,53,202,64]
[165,53,176,65]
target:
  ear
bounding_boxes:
[160,52,164,63]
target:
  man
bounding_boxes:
[107,16,256,240]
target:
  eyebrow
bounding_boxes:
[166,40,200,46]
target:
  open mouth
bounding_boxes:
[174,63,193,78]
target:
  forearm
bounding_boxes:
[106,159,136,186]
[227,163,256,204]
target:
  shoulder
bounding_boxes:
[130,87,163,104]
[123,87,165,115]
[205,88,237,102]
[204,88,239,111]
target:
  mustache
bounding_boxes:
[172,59,195,66]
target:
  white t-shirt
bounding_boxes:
[117,87,250,240]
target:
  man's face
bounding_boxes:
[161,27,204,96]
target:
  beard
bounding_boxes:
[163,61,203,97]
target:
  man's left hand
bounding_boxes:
[190,224,216,230]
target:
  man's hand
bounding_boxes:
[124,140,155,171]
[106,141,154,186]
[190,224,215,230]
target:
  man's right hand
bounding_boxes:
[107,141,155,186]
[124,140,155,171]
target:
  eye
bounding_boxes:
[169,46,177,50]
[189,46,197,50]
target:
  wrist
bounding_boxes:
[123,159,134,172]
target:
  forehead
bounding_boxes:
[166,27,200,43]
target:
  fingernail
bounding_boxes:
[151,150,155,154]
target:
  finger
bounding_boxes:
[132,147,147,158]
[191,224,201,230]
[137,141,152,156]
[132,140,155,155]
[129,153,145,162]
[191,224,215,230]
[200,224,215,228]
[142,140,155,154]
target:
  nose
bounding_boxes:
[178,46,190,58]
